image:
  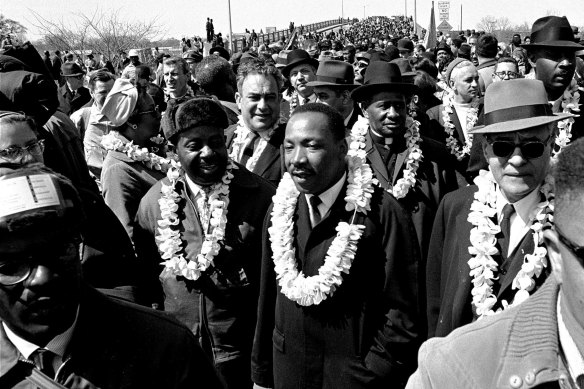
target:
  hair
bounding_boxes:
[494,57,519,73]
[553,138,584,221]
[195,56,237,101]
[0,111,39,136]
[450,60,474,83]
[236,58,283,93]
[88,70,115,91]
[413,57,438,79]
[413,70,437,102]
[135,65,152,81]
[476,34,498,58]
[291,103,345,141]
[414,44,426,52]
[163,56,189,75]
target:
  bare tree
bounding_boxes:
[477,16,497,33]
[1,14,28,43]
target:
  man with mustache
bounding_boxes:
[252,103,421,389]
[280,49,318,119]
[134,97,275,389]
[0,164,222,388]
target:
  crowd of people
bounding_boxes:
[0,11,583,389]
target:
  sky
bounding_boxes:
[3,0,584,42]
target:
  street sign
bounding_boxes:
[437,20,453,32]
[437,1,450,10]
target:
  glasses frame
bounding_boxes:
[0,139,45,161]
[555,225,584,266]
[494,71,520,79]
[487,135,551,159]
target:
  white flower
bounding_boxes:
[441,90,479,160]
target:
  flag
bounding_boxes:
[424,1,437,50]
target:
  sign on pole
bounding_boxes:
[437,1,450,21]
[437,20,453,33]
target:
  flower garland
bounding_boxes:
[525,72,581,156]
[349,115,423,199]
[289,90,299,118]
[268,140,376,306]
[467,169,554,319]
[441,89,480,160]
[228,115,281,172]
[101,131,177,173]
[156,160,235,281]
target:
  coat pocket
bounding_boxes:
[272,327,285,354]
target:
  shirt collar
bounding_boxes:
[496,185,541,224]
[344,108,354,127]
[184,173,208,198]
[3,305,79,360]
[558,293,584,387]
[305,172,347,218]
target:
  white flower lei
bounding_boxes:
[101,131,177,173]
[525,72,581,156]
[467,169,554,319]
[349,115,423,199]
[441,89,479,160]
[155,159,235,281]
[228,115,281,172]
[268,139,377,306]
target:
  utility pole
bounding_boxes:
[414,0,417,35]
[227,0,233,54]
[342,0,344,21]
[460,3,463,31]
[405,0,407,17]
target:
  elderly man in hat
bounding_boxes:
[307,60,361,133]
[134,97,275,389]
[0,163,223,388]
[425,79,571,340]
[280,49,319,119]
[225,58,285,186]
[408,120,584,389]
[252,103,421,389]
[523,16,583,144]
[349,61,458,291]
[57,62,91,115]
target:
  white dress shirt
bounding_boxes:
[305,173,347,227]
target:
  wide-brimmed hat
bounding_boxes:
[183,50,202,63]
[522,16,583,50]
[435,41,453,56]
[350,62,417,102]
[470,79,573,134]
[281,49,319,78]
[306,60,359,89]
[390,58,416,78]
[397,38,414,53]
[209,46,230,61]
[61,62,84,77]
[128,49,139,57]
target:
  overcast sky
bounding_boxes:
[4,0,584,41]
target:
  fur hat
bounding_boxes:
[162,97,228,141]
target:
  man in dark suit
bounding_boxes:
[57,62,91,116]
[135,97,275,389]
[279,49,319,119]
[426,79,572,339]
[252,103,421,389]
[225,58,286,186]
[307,60,361,135]
[0,164,222,388]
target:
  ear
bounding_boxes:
[235,91,242,110]
[544,229,563,284]
[482,136,490,161]
[360,103,369,118]
[449,78,456,90]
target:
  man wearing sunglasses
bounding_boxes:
[425,79,573,340]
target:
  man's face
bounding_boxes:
[315,87,347,115]
[483,125,553,203]
[343,51,355,63]
[492,62,520,82]
[0,121,44,165]
[163,63,189,98]
[436,50,451,64]
[130,56,140,65]
[0,234,82,345]
[415,47,425,57]
[451,66,479,103]
[91,79,114,109]
[236,74,280,133]
[284,111,347,195]
[399,50,412,59]
[186,60,197,76]
[531,48,576,96]
[66,76,83,91]
[176,125,228,186]
[353,59,369,83]
[289,63,316,98]
[364,91,408,138]
[469,37,477,46]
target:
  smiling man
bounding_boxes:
[280,49,319,119]
[425,79,572,339]
[162,57,194,102]
[135,97,275,389]
[252,103,421,389]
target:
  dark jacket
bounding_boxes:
[252,183,422,389]
[134,165,275,387]
[225,123,286,187]
[425,186,550,338]
[0,286,223,389]
[407,278,570,389]
[57,85,91,116]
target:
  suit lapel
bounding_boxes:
[450,110,466,143]
[497,230,535,299]
[392,147,410,185]
[365,132,390,188]
[295,194,312,264]
[253,128,284,176]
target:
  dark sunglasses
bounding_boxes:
[488,136,551,159]
[555,225,584,265]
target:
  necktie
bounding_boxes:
[309,195,322,227]
[33,348,56,378]
[240,131,259,166]
[498,203,515,258]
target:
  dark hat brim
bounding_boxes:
[469,112,573,134]
[282,57,320,78]
[522,41,583,50]
[350,83,417,102]
[306,80,360,89]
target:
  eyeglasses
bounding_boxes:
[0,140,45,161]
[0,241,80,286]
[555,225,584,266]
[494,71,520,79]
[488,136,550,159]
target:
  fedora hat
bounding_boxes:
[350,62,417,102]
[397,38,414,52]
[182,50,203,63]
[469,79,573,134]
[390,58,416,78]
[306,60,359,89]
[61,62,84,77]
[522,16,583,50]
[281,49,319,79]
[209,46,230,61]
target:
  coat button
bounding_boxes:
[509,375,523,388]
[524,372,535,385]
